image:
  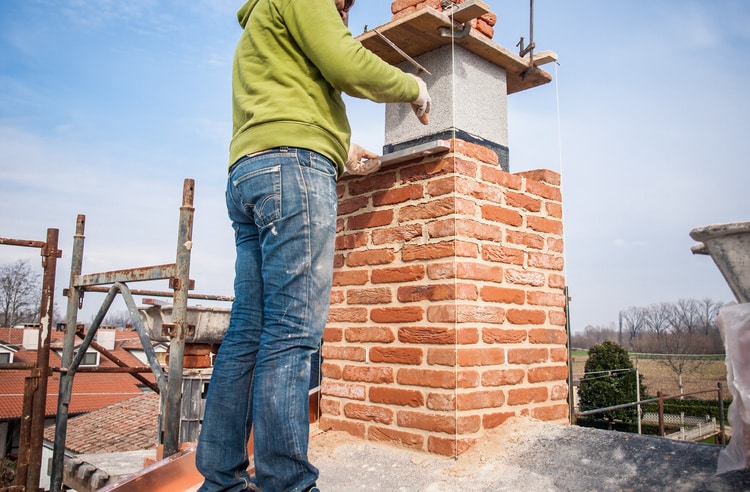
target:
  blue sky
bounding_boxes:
[1,1,748,331]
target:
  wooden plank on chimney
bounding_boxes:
[445,0,490,23]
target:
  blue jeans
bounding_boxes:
[196,148,337,492]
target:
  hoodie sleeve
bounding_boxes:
[282,0,419,103]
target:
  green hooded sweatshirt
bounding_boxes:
[231,0,419,176]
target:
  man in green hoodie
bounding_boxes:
[196,1,430,491]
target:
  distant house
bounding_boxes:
[0,325,163,462]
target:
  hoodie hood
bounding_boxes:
[237,0,261,29]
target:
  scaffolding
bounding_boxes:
[0,178,234,492]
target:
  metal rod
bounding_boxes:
[163,179,195,457]
[79,284,232,302]
[119,283,168,392]
[26,227,60,492]
[51,214,85,492]
[14,375,36,489]
[718,382,726,445]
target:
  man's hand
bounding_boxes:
[345,143,381,175]
[410,74,431,124]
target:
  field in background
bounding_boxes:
[571,351,729,399]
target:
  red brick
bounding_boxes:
[348,210,394,230]
[482,244,524,265]
[347,172,396,196]
[507,386,548,405]
[528,327,567,344]
[506,230,544,249]
[327,307,368,323]
[369,347,423,365]
[505,191,541,212]
[347,287,392,305]
[333,253,344,268]
[548,274,566,289]
[343,365,394,384]
[318,416,365,437]
[372,184,423,206]
[368,426,424,449]
[399,326,456,344]
[457,347,505,366]
[370,306,424,323]
[458,327,479,344]
[371,265,425,283]
[346,249,396,267]
[528,365,569,383]
[506,308,546,325]
[549,310,567,326]
[427,305,505,324]
[456,240,479,258]
[457,389,505,410]
[508,348,548,364]
[427,347,455,366]
[482,166,522,190]
[400,158,451,182]
[322,345,366,362]
[524,177,562,201]
[397,368,480,390]
[551,383,569,401]
[399,197,455,222]
[505,269,545,286]
[321,361,342,379]
[527,216,563,235]
[337,196,369,215]
[369,386,424,407]
[454,139,498,166]
[480,286,525,304]
[323,327,343,342]
[428,436,477,457]
[427,262,504,282]
[482,368,525,386]
[344,402,394,424]
[546,202,563,219]
[330,289,345,305]
[371,224,423,245]
[483,411,516,429]
[481,204,523,226]
[550,347,568,362]
[482,327,527,344]
[397,283,477,303]
[345,326,395,343]
[335,232,368,251]
[397,411,480,435]
[547,237,564,253]
[320,397,340,416]
[527,291,567,308]
[427,177,455,197]
[528,252,564,271]
[532,403,569,422]
[518,169,560,186]
[401,241,455,262]
[456,176,503,203]
[426,392,455,411]
[332,270,368,286]
[321,381,366,400]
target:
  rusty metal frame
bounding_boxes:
[0,229,62,492]
[47,179,204,492]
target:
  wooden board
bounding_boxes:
[356,4,552,94]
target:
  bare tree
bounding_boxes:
[653,306,710,395]
[620,306,647,351]
[0,260,41,327]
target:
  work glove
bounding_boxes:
[345,143,381,176]
[409,74,431,124]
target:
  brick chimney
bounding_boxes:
[319,1,566,457]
